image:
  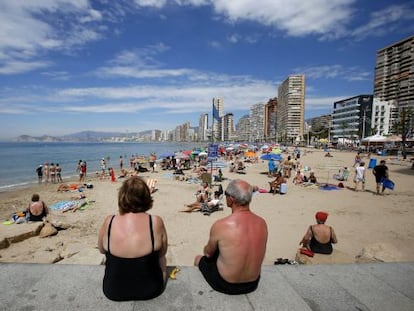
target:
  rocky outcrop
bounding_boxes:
[0,223,43,249]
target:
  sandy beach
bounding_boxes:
[1,149,413,265]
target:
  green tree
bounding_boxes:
[392,107,413,160]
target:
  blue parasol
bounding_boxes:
[260,153,283,161]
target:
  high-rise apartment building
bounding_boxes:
[373,35,414,134]
[222,113,235,141]
[249,103,265,142]
[276,75,305,143]
[264,97,277,141]
[198,113,209,141]
[235,115,250,142]
[212,97,224,141]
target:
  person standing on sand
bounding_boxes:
[119,156,123,171]
[43,162,49,184]
[149,153,156,172]
[50,163,56,183]
[373,160,389,195]
[194,179,268,295]
[56,163,63,183]
[36,165,43,184]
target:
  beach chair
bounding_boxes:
[200,172,212,186]
[146,178,157,193]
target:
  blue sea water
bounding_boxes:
[0,142,205,191]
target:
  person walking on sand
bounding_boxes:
[194,179,268,295]
[373,160,389,195]
[354,162,365,191]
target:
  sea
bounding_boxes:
[0,141,206,192]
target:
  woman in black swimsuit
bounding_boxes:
[98,177,168,301]
[300,211,338,254]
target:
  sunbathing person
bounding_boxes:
[303,171,318,186]
[183,182,211,209]
[292,170,305,185]
[180,198,222,213]
[299,211,337,254]
[333,167,350,181]
[269,172,286,194]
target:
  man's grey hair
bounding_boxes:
[225,179,253,206]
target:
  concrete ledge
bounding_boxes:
[1,263,413,310]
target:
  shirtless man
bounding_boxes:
[26,193,49,221]
[194,179,268,294]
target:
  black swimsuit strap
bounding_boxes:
[149,215,155,252]
[107,215,116,254]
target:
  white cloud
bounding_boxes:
[294,65,371,82]
[0,0,108,75]
[133,0,167,8]
[0,60,51,74]
[206,0,355,38]
[351,4,414,40]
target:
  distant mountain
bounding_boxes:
[15,131,139,142]
[15,135,64,142]
[61,131,135,141]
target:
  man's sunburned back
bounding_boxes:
[214,210,267,283]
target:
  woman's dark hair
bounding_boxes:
[118,177,153,214]
[31,194,40,202]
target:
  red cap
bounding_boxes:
[315,211,328,222]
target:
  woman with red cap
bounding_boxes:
[300,211,337,254]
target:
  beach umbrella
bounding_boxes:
[261,153,282,161]
[361,134,390,143]
[244,151,256,157]
[271,148,282,154]
[198,151,208,157]
[160,151,175,158]
[174,152,189,159]
[182,150,192,155]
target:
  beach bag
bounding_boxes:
[382,178,395,190]
[280,183,287,194]
[299,248,314,257]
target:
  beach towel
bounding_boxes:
[319,184,342,191]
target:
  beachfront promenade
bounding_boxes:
[1,262,413,310]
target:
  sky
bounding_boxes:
[0,0,413,140]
